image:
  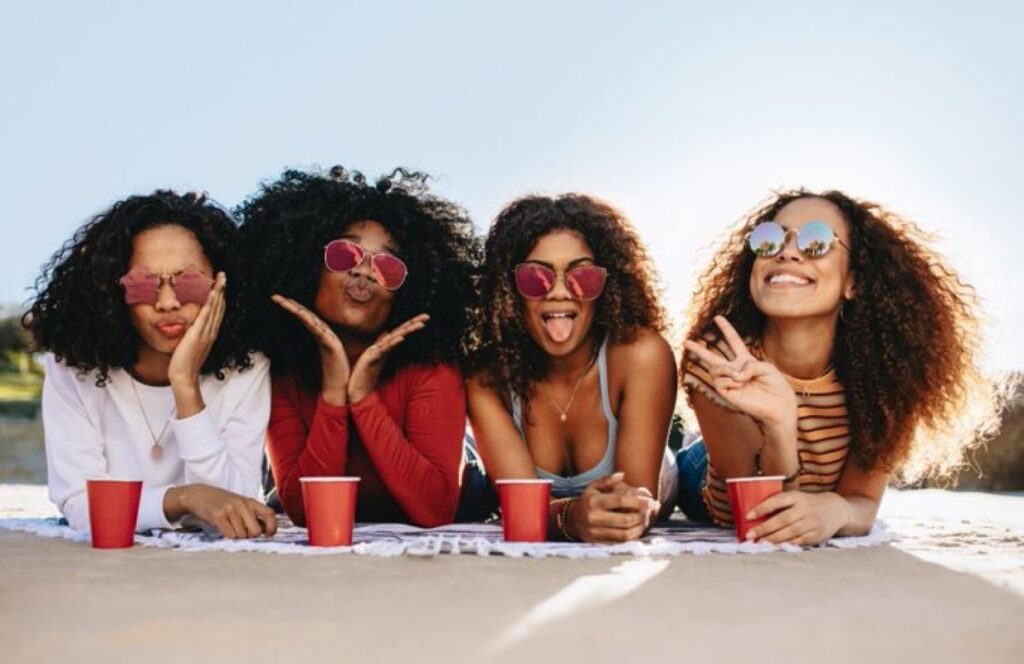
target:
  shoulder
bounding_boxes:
[608,328,674,372]
[43,353,101,391]
[201,352,271,398]
[397,361,464,390]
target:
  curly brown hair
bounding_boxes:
[474,194,668,400]
[685,188,1009,482]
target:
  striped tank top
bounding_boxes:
[683,337,851,525]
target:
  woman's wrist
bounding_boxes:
[321,385,348,407]
[757,419,802,482]
[163,485,189,521]
[347,386,371,405]
[171,379,205,418]
[827,493,859,536]
[555,498,580,542]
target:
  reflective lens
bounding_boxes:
[565,266,607,300]
[514,264,607,300]
[795,221,837,258]
[323,239,408,290]
[119,266,213,306]
[748,222,787,257]
[515,264,556,298]
[747,221,839,259]
[324,239,364,272]
[369,253,408,290]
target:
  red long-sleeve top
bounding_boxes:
[266,362,465,527]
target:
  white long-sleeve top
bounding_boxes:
[42,352,271,533]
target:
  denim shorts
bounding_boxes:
[675,437,713,524]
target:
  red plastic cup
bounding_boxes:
[496,479,552,542]
[86,478,143,549]
[300,477,360,547]
[726,476,785,542]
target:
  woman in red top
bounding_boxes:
[238,166,481,527]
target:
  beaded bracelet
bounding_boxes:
[556,498,580,542]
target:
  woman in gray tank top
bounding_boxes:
[467,194,678,543]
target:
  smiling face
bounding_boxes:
[314,220,398,336]
[749,197,856,320]
[127,224,214,356]
[519,229,601,358]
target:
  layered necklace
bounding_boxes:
[541,345,600,423]
[130,377,175,461]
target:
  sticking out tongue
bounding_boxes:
[544,316,575,343]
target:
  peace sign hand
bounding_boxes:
[683,315,797,428]
[272,294,351,406]
[347,314,430,404]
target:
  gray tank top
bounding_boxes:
[510,338,616,498]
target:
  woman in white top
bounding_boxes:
[25,190,276,539]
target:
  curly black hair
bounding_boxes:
[473,194,668,400]
[237,166,480,389]
[686,188,1008,481]
[24,191,254,386]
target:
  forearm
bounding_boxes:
[759,420,802,489]
[173,409,261,496]
[269,399,351,523]
[352,393,461,526]
[171,376,205,419]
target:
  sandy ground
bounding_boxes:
[1,486,1022,663]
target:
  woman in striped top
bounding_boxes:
[677,189,1005,545]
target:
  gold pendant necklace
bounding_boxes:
[542,346,600,423]
[130,378,175,461]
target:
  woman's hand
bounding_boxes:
[743,491,851,546]
[168,272,227,417]
[347,314,429,404]
[164,484,278,540]
[272,294,350,406]
[566,472,660,543]
[683,315,797,431]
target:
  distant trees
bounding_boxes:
[0,313,37,374]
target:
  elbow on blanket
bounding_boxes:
[409,492,459,529]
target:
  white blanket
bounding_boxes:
[0,517,891,559]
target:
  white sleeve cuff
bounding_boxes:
[137,485,174,532]
[170,407,222,462]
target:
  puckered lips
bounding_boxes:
[764,268,815,288]
[154,316,189,340]
[345,278,376,304]
[539,308,578,343]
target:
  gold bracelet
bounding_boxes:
[556,498,580,542]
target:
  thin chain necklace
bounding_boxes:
[791,364,834,398]
[757,344,832,399]
[129,377,175,461]
[541,345,600,423]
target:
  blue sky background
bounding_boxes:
[1,1,1020,369]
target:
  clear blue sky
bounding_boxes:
[1,1,1020,369]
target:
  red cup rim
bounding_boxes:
[86,477,143,483]
[725,476,786,484]
[495,479,553,485]
[300,476,361,483]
